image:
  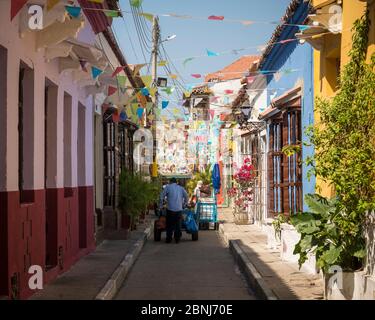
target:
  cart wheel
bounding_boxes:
[214,222,219,231]
[154,222,162,241]
[192,232,198,241]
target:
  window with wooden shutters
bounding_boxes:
[266,93,302,216]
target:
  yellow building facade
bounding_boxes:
[304,0,375,197]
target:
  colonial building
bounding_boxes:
[0,0,140,299]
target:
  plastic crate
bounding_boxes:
[195,198,218,223]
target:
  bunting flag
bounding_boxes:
[209,110,215,119]
[241,20,254,26]
[141,75,152,87]
[137,107,144,119]
[172,108,181,116]
[79,60,88,72]
[11,0,28,20]
[146,102,153,112]
[155,108,161,117]
[279,39,295,44]
[139,13,154,22]
[184,91,191,98]
[117,75,127,88]
[141,88,149,96]
[283,68,293,75]
[191,74,201,79]
[108,86,117,96]
[208,15,224,21]
[162,101,169,109]
[207,50,219,57]
[158,60,168,67]
[105,10,120,18]
[65,6,82,18]
[149,87,157,97]
[88,0,105,3]
[91,66,103,79]
[183,58,194,67]
[131,103,139,116]
[210,96,219,103]
[224,89,234,94]
[130,0,143,8]
[162,87,174,95]
[247,76,255,84]
[47,0,60,11]
[130,63,147,76]
[111,66,125,78]
[298,25,310,32]
[274,72,282,82]
[168,13,192,19]
[169,74,178,79]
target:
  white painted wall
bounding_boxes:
[0,0,95,191]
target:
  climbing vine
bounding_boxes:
[300,11,375,271]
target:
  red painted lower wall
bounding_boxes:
[0,186,95,299]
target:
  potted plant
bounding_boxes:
[119,170,153,231]
[291,194,366,299]
[227,158,255,224]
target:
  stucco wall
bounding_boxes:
[0,0,94,192]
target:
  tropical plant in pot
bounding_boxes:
[119,170,160,231]
[227,158,256,224]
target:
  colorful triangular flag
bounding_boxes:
[141,88,149,96]
[117,75,127,88]
[105,10,120,18]
[47,0,60,11]
[208,15,224,21]
[141,75,152,87]
[91,66,103,79]
[183,58,194,67]
[137,107,144,119]
[158,60,168,67]
[65,6,82,18]
[79,60,88,72]
[207,50,219,57]
[11,0,28,20]
[191,74,201,79]
[112,66,124,77]
[139,13,154,22]
[162,101,169,109]
[130,0,143,8]
[108,86,117,96]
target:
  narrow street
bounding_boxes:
[115,230,255,300]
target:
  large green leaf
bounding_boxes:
[321,246,342,265]
[305,193,333,216]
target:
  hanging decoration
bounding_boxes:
[130,0,143,8]
[207,50,219,57]
[65,6,82,18]
[137,107,144,119]
[108,86,117,96]
[208,15,225,21]
[117,75,127,88]
[111,66,125,78]
[105,10,121,18]
[47,0,60,11]
[141,87,149,96]
[141,75,152,87]
[158,60,168,67]
[11,0,28,20]
[191,74,202,79]
[120,111,127,121]
[91,66,103,79]
[162,101,169,109]
[183,58,195,67]
[139,13,154,22]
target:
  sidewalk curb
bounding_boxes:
[95,223,153,300]
[218,224,278,300]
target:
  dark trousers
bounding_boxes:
[166,210,182,241]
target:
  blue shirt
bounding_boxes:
[160,183,189,212]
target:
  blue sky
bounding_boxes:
[113,0,291,108]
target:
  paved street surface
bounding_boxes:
[30,226,149,300]
[115,230,255,300]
